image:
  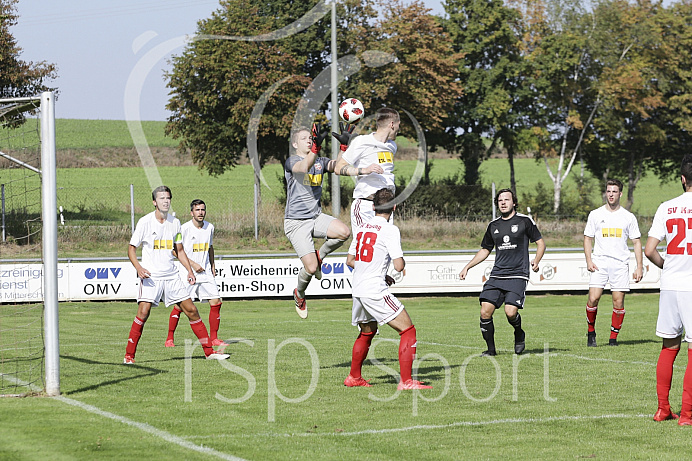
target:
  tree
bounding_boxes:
[580,0,665,210]
[339,0,463,140]
[0,0,57,103]
[165,0,321,176]
[442,0,524,185]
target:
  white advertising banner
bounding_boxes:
[0,253,661,303]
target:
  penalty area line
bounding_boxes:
[54,395,247,461]
[1,374,245,461]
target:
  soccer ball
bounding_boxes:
[338,98,364,124]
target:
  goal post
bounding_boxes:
[41,91,59,396]
[0,91,58,397]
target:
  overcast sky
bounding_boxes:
[13,0,672,122]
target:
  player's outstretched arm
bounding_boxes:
[644,236,664,269]
[583,235,598,272]
[128,244,150,279]
[531,238,546,272]
[632,237,643,282]
[459,248,491,280]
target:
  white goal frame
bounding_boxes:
[0,92,59,396]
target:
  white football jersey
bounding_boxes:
[649,192,692,291]
[130,211,182,280]
[181,220,215,283]
[341,133,396,199]
[348,216,403,297]
[584,205,641,262]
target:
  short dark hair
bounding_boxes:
[376,108,400,130]
[606,179,623,192]
[152,185,172,201]
[373,188,395,214]
[190,199,205,211]
[682,154,692,185]
[494,188,517,210]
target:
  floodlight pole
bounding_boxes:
[41,91,60,396]
[330,0,341,216]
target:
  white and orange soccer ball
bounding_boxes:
[338,98,364,124]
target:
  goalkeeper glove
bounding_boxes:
[332,122,355,152]
[311,123,329,154]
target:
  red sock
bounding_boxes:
[189,319,214,356]
[209,303,222,341]
[586,305,597,333]
[349,331,375,378]
[682,349,692,418]
[126,316,146,357]
[399,325,417,383]
[656,346,680,411]
[167,307,182,341]
[610,308,625,339]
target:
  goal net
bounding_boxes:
[0,92,58,397]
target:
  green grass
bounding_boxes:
[3,293,690,459]
[54,119,178,149]
[1,158,680,222]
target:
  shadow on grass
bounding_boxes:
[60,354,168,395]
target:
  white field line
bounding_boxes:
[1,374,246,461]
[184,413,651,439]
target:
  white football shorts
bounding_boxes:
[138,277,190,307]
[284,213,336,258]
[588,256,630,291]
[187,279,220,302]
[350,198,393,232]
[352,293,405,326]
[656,290,692,342]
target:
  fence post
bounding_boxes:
[1,183,5,242]
[492,182,496,220]
[130,184,135,232]
[254,182,259,240]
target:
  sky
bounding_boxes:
[13,0,445,121]
[12,0,675,122]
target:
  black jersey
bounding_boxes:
[480,213,542,280]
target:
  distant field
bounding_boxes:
[54,119,178,149]
[1,156,679,221]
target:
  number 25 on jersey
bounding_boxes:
[667,218,692,255]
[355,232,378,262]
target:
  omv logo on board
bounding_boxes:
[84,268,122,279]
[320,262,353,275]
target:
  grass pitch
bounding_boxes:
[2,293,691,460]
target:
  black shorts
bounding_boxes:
[479,278,528,309]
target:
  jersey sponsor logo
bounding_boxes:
[192,243,210,253]
[511,225,518,233]
[601,227,623,238]
[153,239,174,250]
[303,173,323,186]
[377,151,394,164]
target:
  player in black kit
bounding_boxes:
[459,189,546,355]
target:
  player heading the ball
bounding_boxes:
[333,107,400,232]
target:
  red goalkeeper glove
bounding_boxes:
[331,122,355,152]
[311,123,329,154]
